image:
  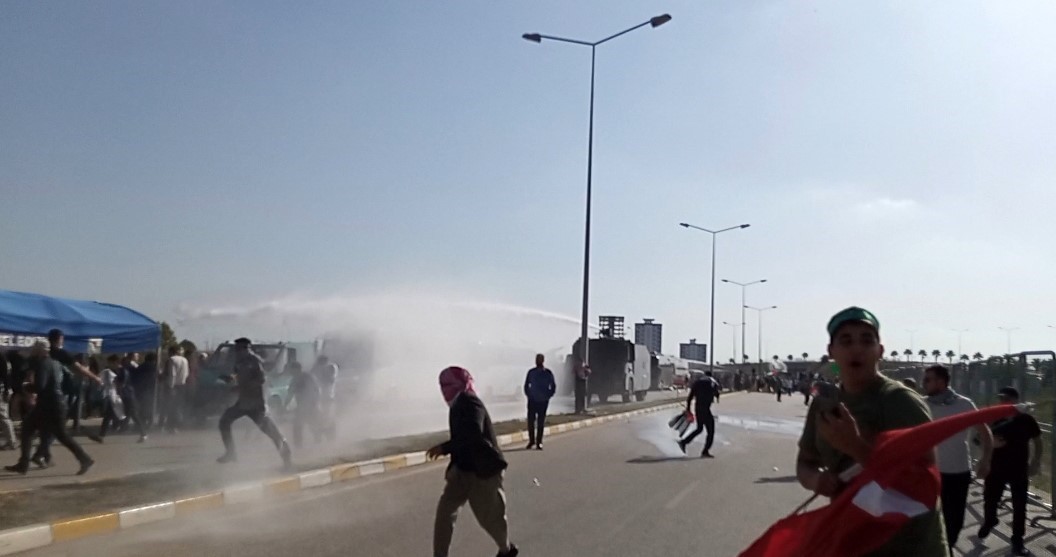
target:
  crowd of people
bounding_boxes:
[0,331,343,475]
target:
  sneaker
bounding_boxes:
[535,443,543,451]
[217,453,237,464]
[30,455,52,469]
[525,442,535,450]
[280,444,293,470]
[4,462,28,475]
[88,434,104,444]
[137,435,148,443]
[0,442,16,451]
[497,543,519,557]
[701,451,715,459]
[976,519,997,540]
[1011,547,1031,556]
[76,459,94,476]
[677,440,687,454]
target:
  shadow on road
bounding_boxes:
[753,475,798,484]
[625,455,688,464]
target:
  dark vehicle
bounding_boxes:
[572,337,650,403]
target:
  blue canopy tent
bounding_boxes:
[0,289,160,354]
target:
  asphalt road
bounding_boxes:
[21,393,811,557]
[20,392,1056,556]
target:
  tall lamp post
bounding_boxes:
[745,305,777,363]
[722,278,767,363]
[722,321,741,363]
[951,328,969,356]
[679,222,750,374]
[523,14,672,413]
[998,326,1019,355]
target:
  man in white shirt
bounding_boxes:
[160,346,190,433]
[924,364,994,551]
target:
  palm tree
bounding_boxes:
[802,352,809,360]
[945,350,956,363]
[890,350,900,361]
[972,352,984,361]
[929,349,940,362]
[787,354,794,361]
[728,358,736,365]
[903,349,913,360]
[959,354,970,363]
[918,349,928,363]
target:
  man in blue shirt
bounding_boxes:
[523,354,556,450]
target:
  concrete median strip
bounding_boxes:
[0,401,679,555]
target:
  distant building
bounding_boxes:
[634,318,663,354]
[679,339,708,361]
[598,315,625,339]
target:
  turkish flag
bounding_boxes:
[739,404,1018,557]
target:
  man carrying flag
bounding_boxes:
[793,307,948,556]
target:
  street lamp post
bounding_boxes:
[722,278,767,363]
[722,321,741,364]
[998,326,1019,355]
[523,14,672,413]
[906,329,917,355]
[679,222,750,374]
[745,305,778,363]
[951,328,970,356]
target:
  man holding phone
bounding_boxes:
[796,307,948,556]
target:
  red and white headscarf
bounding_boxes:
[439,366,476,405]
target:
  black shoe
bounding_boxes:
[701,451,715,459]
[30,455,52,469]
[137,435,148,443]
[525,442,535,450]
[76,459,94,476]
[677,440,687,454]
[88,434,104,444]
[535,443,543,451]
[0,443,15,451]
[497,543,519,557]
[1011,547,1031,556]
[976,519,997,540]
[217,453,237,464]
[4,462,28,475]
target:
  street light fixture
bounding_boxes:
[722,278,767,363]
[523,14,671,414]
[745,305,778,363]
[951,328,970,356]
[998,326,1020,355]
[722,321,742,364]
[679,222,750,375]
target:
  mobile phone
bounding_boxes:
[812,381,841,416]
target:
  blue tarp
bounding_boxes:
[0,289,160,354]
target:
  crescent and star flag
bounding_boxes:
[739,404,1019,557]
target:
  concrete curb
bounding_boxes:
[0,401,680,555]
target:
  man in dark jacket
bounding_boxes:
[678,371,721,457]
[5,341,94,475]
[523,353,556,450]
[427,366,518,557]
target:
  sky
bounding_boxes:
[2,1,1055,362]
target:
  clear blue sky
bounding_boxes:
[3,1,1055,360]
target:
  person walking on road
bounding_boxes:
[923,364,993,552]
[977,386,1042,556]
[310,355,339,440]
[0,351,16,450]
[523,353,556,450]
[159,345,190,433]
[88,355,147,444]
[5,341,95,475]
[285,361,323,448]
[796,307,948,556]
[678,371,721,458]
[216,338,292,469]
[427,366,518,557]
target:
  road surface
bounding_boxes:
[19,393,1056,556]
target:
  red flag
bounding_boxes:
[739,404,1017,557]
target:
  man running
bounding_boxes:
[678,371,721,458]
[216,338,292,469]
[427,366,518,557]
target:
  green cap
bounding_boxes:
[827,307,880,338]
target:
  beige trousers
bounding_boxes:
[433,467,508,557]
